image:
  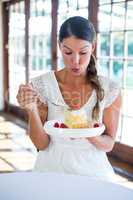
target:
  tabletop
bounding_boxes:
[0,172,132,200]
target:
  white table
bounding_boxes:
[0,172,132,200]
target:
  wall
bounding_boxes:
[0,1,4,110]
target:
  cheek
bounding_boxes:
[62,54,71,63]
[80,55,91,65]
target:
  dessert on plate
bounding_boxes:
[45,108,104,138]
[53,109,100,129]
[64,109,94,128]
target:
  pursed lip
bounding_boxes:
[71,68,80,71]
[71,69,80,73]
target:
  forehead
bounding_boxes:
[61,36,91,49]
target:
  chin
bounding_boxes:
[71,71,81,76]
[72,69,86,77]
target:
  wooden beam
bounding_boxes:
[88,0,98,56]
[25,0,30,83]
[4,0,24,6]
[51,0,58,70]
[2,2,9,111]
[88,0,98,32]
[108,142,133,165]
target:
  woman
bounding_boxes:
[17,16,121,182]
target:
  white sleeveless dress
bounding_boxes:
[31,70,120,182]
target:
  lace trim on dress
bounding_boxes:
[31,74,48,104]
[104,79,120,108]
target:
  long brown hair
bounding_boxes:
[86,54,104,119]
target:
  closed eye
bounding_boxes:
[80,52,87,55]
[65,52,72,55]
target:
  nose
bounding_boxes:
[72,53,80,65]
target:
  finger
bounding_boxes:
[37,94,44,101]
[19,84,33,91]
[27,83,33,89]
[22,91,38,96]
[17,92,37,104]
[18,84,34,94]
[19,84,26,88]
[23,96,38,102]
[19,86,35,92]
[18,97,38,107]
[19,84,27,90]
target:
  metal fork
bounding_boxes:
[44,96,67,108]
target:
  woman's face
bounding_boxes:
[59,36,95,76]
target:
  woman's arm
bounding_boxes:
[37,99,48,125]
[27,103,50,151]
[17,84,50,150]
[87,94,121,152]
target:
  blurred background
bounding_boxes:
[0,0,133,188]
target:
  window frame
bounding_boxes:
[2,0,133,164]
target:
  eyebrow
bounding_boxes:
[63,45,90,50]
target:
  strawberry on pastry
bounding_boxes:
[93,123,100,128]
[60,123,68,128]
[54,122,60,128]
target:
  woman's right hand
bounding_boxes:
[16,83,39,113]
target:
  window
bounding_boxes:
[29,0,52,79]
[97,0,133,147]
[4,0,133,160]
[8,1,25,106]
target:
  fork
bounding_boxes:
[42,96,67,108]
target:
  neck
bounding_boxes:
[63,68,87,86]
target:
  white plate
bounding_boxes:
[44,119,105,138]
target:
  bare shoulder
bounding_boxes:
[104,93,121,112]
